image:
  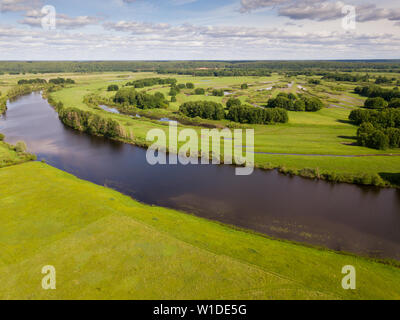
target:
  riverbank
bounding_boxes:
[1,161,400,299]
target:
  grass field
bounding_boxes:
[43,72,400,186]
[0,161,400,300]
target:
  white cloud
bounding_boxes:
[240,0,400,23]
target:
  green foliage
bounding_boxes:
[15,141,27,153]
[49,77,75,85]
[349,108,400,128]
[0,133,4,141]
[323,73,369,82]
[58,107,124,138]
[388,98,400,108]
[355,85,400,102]
[169,85,180,96]
[114,87,169,109]
[179,101,225,120]
[18,78,47,85]
[212,89,224,96]
[226,97,241,109]
[171,96,177,102]
[375,75,392,84]
[194,88,205,95]
[308,79,321,85]
[267,94,323,112]
[241,83,248,89]
[364,97,388,109]
[107,84,119,91]
[125,77,177,88]
[186,82,195,89]
[226,105,288,124]
[352,108,400,150]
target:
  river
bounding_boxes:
[1,92,400,259]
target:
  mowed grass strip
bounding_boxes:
[0,162,400,300]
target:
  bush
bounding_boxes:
[226,98,241,109]
[294,99,306,111]
[364,97,388,109]
[212,89,224,96]
[357,123,390,150]
[15,141,27,153]
[241,83,248,89]
[389,98,400,108]
[186,82,195,89]
[171,96,177,102]
[386,128,400,148]
[0,133,4,141]
[194,88,205,95]
[268,96,293,110]
[302,97,324,111]
[369,130,389,150]
[107,84,119,91]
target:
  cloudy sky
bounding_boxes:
[0,0,399,60]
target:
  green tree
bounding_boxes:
[364,97,388,109]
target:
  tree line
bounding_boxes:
[57,103,124,138]
[267,93,324,112]
[355,85,400,102]
[322,73,369,82]
[179,100,288,125]
[1,61,400,75]
[17,77,75,85]
[125,77,177,88]
[349,108,400,149]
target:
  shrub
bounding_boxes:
[267,96,293,110]
[0,133,4,141]
[212,89,224,97]
[386,128,400,148]
[241,83,248,89]
[15,141,27,153]
[368,130,389,150]
[294,99,306,111]
[226,98,241,109]
[364,97,388,109]
[194,88,205,95]
[186,82,195,89]
[302,97,324,111]
[107,84,119,91]
[389,98,400,108]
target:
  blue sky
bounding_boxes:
[0,0,399,60]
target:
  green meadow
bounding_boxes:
[0,161,400,300]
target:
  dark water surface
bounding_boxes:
[1,92,400,259]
